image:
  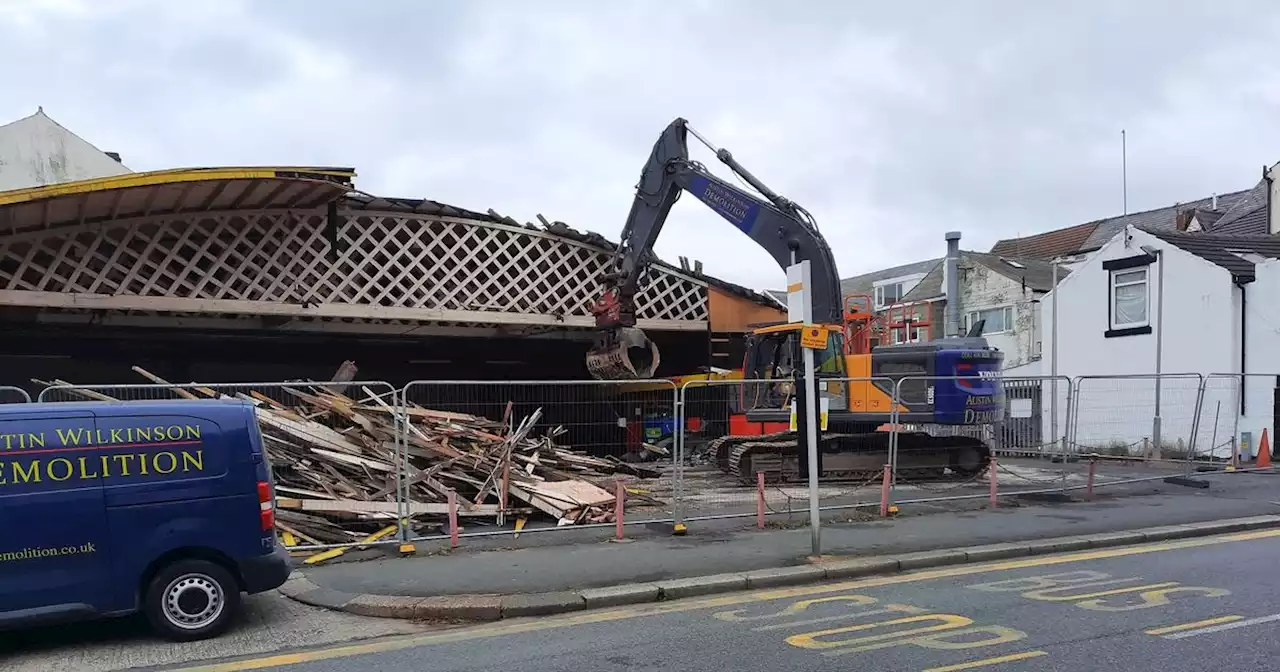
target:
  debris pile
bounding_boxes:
[33,366,666,549]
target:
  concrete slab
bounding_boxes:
[414,595,503,621]
[1081,530,1147,548]
[659,573,749,600]
[743,565,827,589]
[962,543,1032,563]
[580,583,662,609]
[1140,524,1198,541]
[501,591,587,618]
[1237,515,1280,530]
[895,549,967,570]
[1019,536,1094,555]
[816,557,899,580]
[343,594,423,619]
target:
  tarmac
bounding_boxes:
[281,469,1280,622]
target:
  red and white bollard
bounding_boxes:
[879,464,892,517]
[988,456,998,509]
[447,489,460,549]
[756,471,766,529]
[1087,457,1097,500]
[615,477,626,541]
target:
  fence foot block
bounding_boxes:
[1163,475,1210,489]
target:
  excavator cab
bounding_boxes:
[738,323,849,416]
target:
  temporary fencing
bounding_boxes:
[1198,374,1243,461]
[674,376,902,524]
[1069,374,1205,460]
[0,386,31,403]
[1203,373,1278,464]
[16,370,1279,558]
[882,374,1082,506]
[36,380,406,553]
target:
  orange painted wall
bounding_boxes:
[708,287,785,332]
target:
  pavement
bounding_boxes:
[164,524,1280,671]
[285,470,1280,621]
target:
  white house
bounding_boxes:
[0,108,131,191]
[1041,224,1280,458]
[896,250,1063,371]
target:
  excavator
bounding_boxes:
[586,118,1005,484]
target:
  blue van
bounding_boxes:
[0,399,291,641]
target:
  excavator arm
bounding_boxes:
[587,118,845,380]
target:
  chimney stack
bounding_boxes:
[944,231,961,338]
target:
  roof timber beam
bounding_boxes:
[0,289,708,332]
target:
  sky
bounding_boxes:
[3,0,1280,292]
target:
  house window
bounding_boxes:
[874,282,905,309]
[890,326,926,344]
[964,306,1014,335]
[1110,268,1148,328]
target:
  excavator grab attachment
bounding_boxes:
[586,326,660,380]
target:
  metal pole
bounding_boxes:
[673,386,686,533]
[1153,251,1164,453]
[1050,260,1059,456]
[803,346,821,556]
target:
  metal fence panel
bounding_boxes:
[1203,373,1279,463]
[399,379,679,540]
[892,375,1074,458]
[890,374,1079,499]
[35,380,404,552]
[0,386,31,403]
[676,376,932,522]
[1198,374,1240,461]
[1070,374,1204,458]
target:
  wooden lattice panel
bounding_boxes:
[0,210,709,327]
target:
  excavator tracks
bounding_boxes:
[708,430,989,486]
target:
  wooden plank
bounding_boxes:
[307,447,394,473]
[528,480,615,508]
[277,498,503,517]
[131,366,200,399]
[255,407,371,456]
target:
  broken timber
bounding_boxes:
[34,367,665,552]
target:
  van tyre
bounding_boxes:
[144,559,241,641]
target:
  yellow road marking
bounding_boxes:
[172,528,1280,672]
[1145,615,1244,635]
[922,650,1048,671]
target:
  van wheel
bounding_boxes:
[144,559,241,641]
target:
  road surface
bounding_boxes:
[0,592,423,672]
[166,528,1280,672]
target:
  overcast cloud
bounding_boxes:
[3,0,1279,290]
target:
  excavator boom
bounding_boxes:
[587,118,843,379]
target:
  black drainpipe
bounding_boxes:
[1240,280,1247,416]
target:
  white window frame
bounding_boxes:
[964,306,1014,335]
[874,282,905,309]
[872,273,925,309]
[1109,268,1149,329]
[890,325,926,344]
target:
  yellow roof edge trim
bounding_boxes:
[0,166,357,208]
[752,322,843,335]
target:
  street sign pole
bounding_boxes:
[786,261,823,557]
